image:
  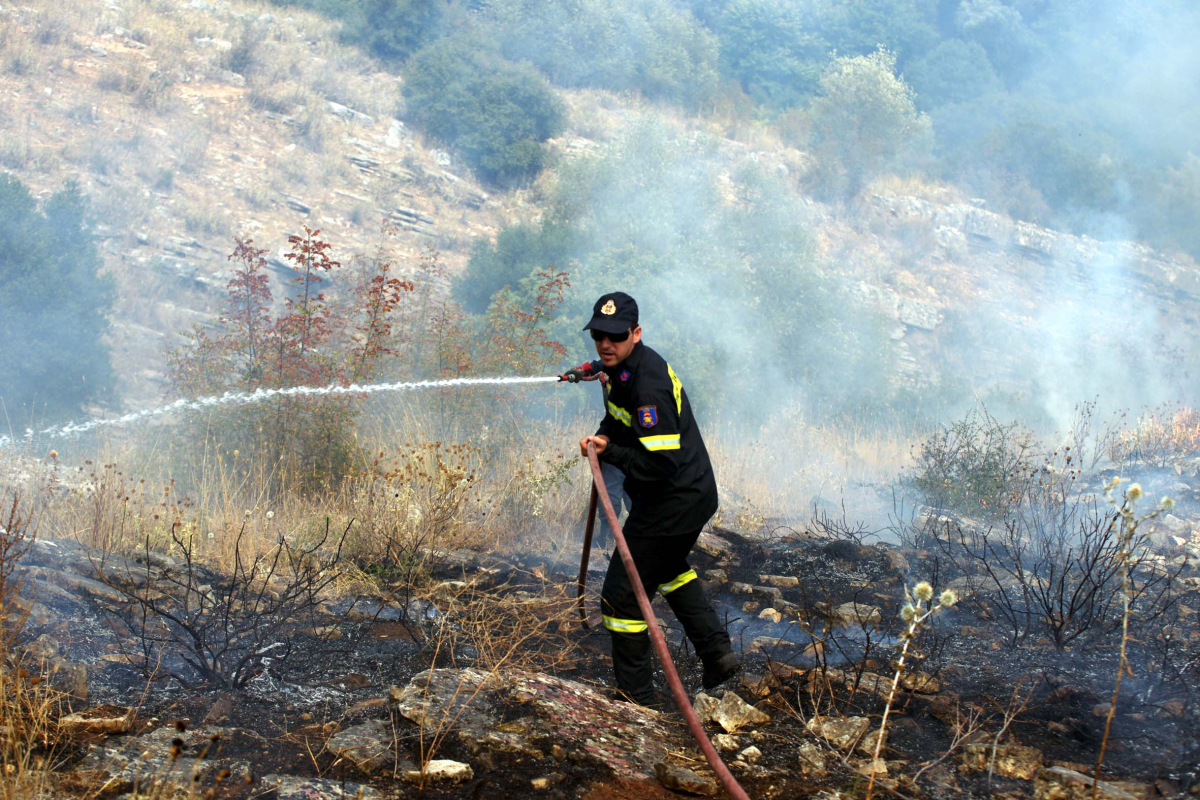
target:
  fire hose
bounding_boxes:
[578,442,751,800]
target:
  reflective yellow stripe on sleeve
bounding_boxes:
[602,615,648,633]
[658,569,697,595]
[638,434,681,451]
[667,364,683,414]
[606,401,633,427]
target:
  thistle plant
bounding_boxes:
[865,581,958,800]
[1092,478,1172,798]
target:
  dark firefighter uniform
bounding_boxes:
[583,292,737,705]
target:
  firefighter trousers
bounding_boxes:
[600,529,731,704]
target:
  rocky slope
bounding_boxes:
[4,0,1198,419]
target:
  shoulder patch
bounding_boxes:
[638,405,658,428]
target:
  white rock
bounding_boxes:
[403,759,473,784]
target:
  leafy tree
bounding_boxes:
[403,39,566,186]
[806,49,934,198]
[0,176,115,424]
[716,0,829,108]
[904,38,1000,109]
[970,117,1123,220]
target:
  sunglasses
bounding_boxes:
[590,328,631,343]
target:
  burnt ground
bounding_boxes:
[15,510,1200,800]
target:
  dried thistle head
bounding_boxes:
[900,604,918,623]
[1161,496,1175,511]
[912,582,934,602]
[939,589,958,607]
[1127,483,1143,502]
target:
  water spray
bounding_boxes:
[0,375,564,448]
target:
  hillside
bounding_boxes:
[3,0,1199,422]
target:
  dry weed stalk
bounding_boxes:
[0,490,63,800]
[1092,479,1172,798]
[912,700,986,783]
[986,675,1034,787]
[865,581,958,800]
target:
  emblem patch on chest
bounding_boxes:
[619,369,630,383]
[638,406,658,428]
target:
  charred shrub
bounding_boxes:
[95,520,352,690]
[908,439,1183,650]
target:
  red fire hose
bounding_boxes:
[579,442,751,800]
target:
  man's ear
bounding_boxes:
[632,326,643,344]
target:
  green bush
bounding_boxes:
[338,0,445,62]
[457,217,578,314]
[0,176,115,423]
[403,39,566,186]
[907,406,1037,519]
[805,48,933,198]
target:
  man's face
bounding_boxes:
[593,326,642,367]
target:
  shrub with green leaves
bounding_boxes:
[403,39,566,186]
[906,406,1036,519]
[0,176,115,424]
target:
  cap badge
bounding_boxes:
[601,299,617,315]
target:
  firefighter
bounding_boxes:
[560,360,630,547]
[575,291,740,706]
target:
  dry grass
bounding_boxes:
[1107,403,1200,467]
[0,492,67,800]
[708,410,918,535]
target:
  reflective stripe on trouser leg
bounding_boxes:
[663,579,732,664]
[658,568,697,595]
[602,615,648,633]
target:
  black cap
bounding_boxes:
[583,292,638,334]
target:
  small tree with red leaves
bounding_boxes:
[166,226,412,488]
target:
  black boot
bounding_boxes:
[610,630,656,704]
[702,651,741,691]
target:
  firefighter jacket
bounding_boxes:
[596,342,718,537]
